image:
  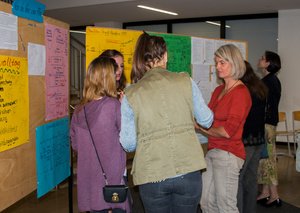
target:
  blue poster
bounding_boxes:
[12,0,45,23]
[36,117,70,198]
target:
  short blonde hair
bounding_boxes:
[215,44,245,79]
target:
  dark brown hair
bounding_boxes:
[265,50,281,74]
[241,61,268,100]
[99,49,126,91]
[131,32,167,83]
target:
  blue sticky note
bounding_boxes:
[36,117,70,198]
[12,0,45,23]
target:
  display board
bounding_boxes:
[86,27,142,83]
[0,1,70,211]
[86,27,247,144]
[86,27,247,99]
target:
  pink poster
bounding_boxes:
[45,23,68,121]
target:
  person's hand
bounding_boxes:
[194,122,206,134]
[118,91,124,102]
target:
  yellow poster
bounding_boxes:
[0,55,29,152]
[86,27,142,83]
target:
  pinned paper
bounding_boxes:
[0,55,29,152]
[28,43,45,76]
[12,0,45,23]
[36,117,70,198]
[0,11,18,50]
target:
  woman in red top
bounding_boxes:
[199,44,252,213]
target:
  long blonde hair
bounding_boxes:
[78,57,117,110]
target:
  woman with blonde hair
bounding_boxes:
[198,44,252,213]
[70,57,131,213]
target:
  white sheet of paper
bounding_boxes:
[0,11,18,50]
[192,64,212,104]
[215,40,226,52]
[203,39,215,65]
[210,66,222,91]
[233,42,247,59]
[191,37,205,64]
[28,43,46,76]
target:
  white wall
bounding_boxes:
[278,10,300,131]
[226,18,278,75]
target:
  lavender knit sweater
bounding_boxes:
[70,97,130,212]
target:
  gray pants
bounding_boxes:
[201,149,244,213]
[237,144,264,213]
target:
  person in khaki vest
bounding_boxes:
[120,32,213,213]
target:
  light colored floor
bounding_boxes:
[2,144,300,213]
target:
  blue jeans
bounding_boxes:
[139,171,202,213]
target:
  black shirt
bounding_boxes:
[243,93,266,146]
[262,73,281,126]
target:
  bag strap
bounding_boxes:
[83,106,109,185]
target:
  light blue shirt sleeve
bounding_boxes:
[191,79,214,128]
[120,96,137,152]
[120,81,212,150]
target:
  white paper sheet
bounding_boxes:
[203,39,215,65]
[28,43,46,76]
[0,11,18,50]
[192,64,212,104]
[191,37,205,64]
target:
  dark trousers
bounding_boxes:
[139,171,202,213]
[237,144,264,213]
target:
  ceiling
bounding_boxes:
[39,0,300,27]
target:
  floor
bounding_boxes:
[2,144,300,213]
[275,144,300,207]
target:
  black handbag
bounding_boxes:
[84,107,128,204]
[103,185,128,203]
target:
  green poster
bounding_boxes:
[149,32,191,76]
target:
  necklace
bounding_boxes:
[224,80,239,94]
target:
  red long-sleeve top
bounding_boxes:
[208,84,252,160]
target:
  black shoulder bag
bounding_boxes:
[84,106,128,203]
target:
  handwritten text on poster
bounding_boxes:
[36,117,70,198]
[45,23,69,121]
[0,55,29,152]
[86,27,142,83]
